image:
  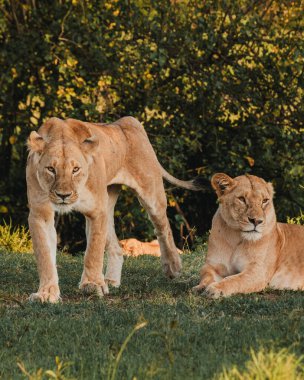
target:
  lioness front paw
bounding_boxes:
[105,278,120,288]
[79,281,109,298]
[163,256,182,279]
[192,278,213,293]
[29,284,61,303]
[204,283,225,299]
[192,284,205,293]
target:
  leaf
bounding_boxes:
[30,116,39,126]
[245,156,255,167]
[9,136,17,145]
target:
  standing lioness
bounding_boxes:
[194,173,304,298]
[26,116,202,303]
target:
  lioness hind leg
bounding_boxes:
[105,185,124,287]
[136,185,182,278]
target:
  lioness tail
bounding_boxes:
[161,167,208,191]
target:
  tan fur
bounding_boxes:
[120,239,161,257]
[194,173,304,298]
[26,116,199,303]
[120,238,183,257]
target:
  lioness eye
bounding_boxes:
[73,167,80,173]
[238,196,246,203]
[263,198,269,204]
[46,166,55,173]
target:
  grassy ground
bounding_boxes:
[1,248,304,379]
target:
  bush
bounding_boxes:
[0,0,303,249]
[287,212,304,225]
[0,221,32,253]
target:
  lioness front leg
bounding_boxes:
[205,267,268,299]
[28,207,60,303]
[193,263,227,292]
[80,211,109,297]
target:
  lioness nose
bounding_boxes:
[248,217,263,226]
[55,191,72,200]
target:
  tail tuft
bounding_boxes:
[191,175,210,191]
[161,166,209,191]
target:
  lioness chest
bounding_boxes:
[210,241,264,276]
[207,245,250,277]
[230,246,252,274]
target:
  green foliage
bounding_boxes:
[0,0,304,247]
[1,250,304,379]
[287,212,304,225]
[0,220,32,253]
[217,348,304,380]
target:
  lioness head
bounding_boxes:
[27,118,98,213]
[211,173,275,241]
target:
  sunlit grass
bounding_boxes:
[217,348,304,380]
[17,356,74,380]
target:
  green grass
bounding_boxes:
[1,249,304,379]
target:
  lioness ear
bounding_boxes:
[81,135,99,153]
[211,173,235,197]
[27,131,45,153]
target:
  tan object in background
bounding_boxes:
[120,238,182,257]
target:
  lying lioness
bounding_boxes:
[26,116,201,302]
[194,173,304,298]
[120,238,183,257]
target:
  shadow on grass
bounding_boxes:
[0,250,204,301]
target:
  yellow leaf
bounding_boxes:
[66,57,78,67]
[0,205,8,213]
[30,116,38,126]
[18,102,27,110]
[169,199,176,207]
[9,135,17,144]
[229,112,241,123]
[32,109,41,119]
[245,156,255,167]
[11,67,18,78]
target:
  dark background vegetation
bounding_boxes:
[0,0,303,251]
